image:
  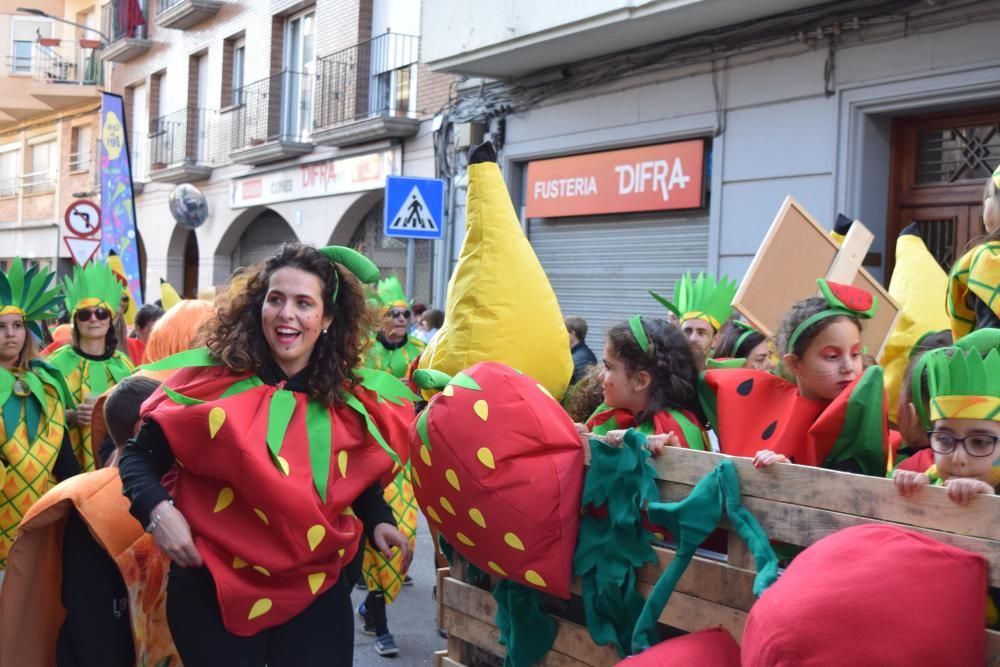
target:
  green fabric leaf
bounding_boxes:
[355,367,419,405]
[494,580,557,667]
[412,369,452,390]
[140,347,219,372]
[343,392,403,469]
[2,395,21,440]
[107,355,133,384]
[0,370,12,411]
[697,372,719,432]
[266,389,297,462]
[306,400,332,502]
[648,290,680,319]
[31,360,76,409]
[218,376,264,400]
[673,409,707,451]
[826,365,886,476]
[162,385,206,406]
[8,258,24,305]
[449,372,481,391]
[86,360,109,397]
[574,429,659,656]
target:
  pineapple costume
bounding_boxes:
[46,262,134,471]
[361,274,421,602]
[0,258,76,567]
[948,164,1000,340]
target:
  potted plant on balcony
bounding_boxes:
[79,39,101,50]
[37,37,61,47]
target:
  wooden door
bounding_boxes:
[183,230,199,298]
[888,107,1000,278]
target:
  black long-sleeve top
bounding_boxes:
[118,359,395,540]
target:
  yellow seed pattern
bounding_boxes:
[536,384,554,400]
[412,466,422,487]
[426,506,442,523]
[276,455,290,476]
[307,524,326,551]
[308,572,326,595]
[439,497,456,515]
[248,598,272,620]
[214,487,234,513]
[208,407,226,438]
[504,532,525,551]
[525,570,547,587]
[456,532,475,547]
[473,399,489,421]
[420,445,432,467]
[338,450,348,478]
[469,507,486,528]
[233,556,248,569]
[442,385,455,397]
[254,508,269,525]
[253,565,270,577]
[488,561,507,576]
[476,447,495,470]
[445,469,461,492]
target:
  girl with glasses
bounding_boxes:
[46,263,134,471]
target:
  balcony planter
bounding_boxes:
[37,37,61,47]
[79,39,102,49]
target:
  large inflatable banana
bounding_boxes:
[417,142,573,400]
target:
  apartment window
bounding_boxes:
[283,8,315,140]
[10,18,52,75]
[70,125,92,172]
[0,146,19,197]
[232,38,245,106]
[26,138,56,193]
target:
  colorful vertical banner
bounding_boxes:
[99,91,143,305]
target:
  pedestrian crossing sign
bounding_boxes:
[384,176,445,240]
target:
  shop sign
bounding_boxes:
[231,149,396,208]
[525,139,705,218]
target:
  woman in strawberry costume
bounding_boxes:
[119,244,415,666]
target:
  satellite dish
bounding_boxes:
[168,183,209,229]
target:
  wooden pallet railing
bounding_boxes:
[434,446,1000,666]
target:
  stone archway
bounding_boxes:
[228,209,299,274]
[166,225,201,298]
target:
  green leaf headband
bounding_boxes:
[786,279,877,355]
[629,314,651,355]
[319,246,380,299]
[910,347,948,430]
[0,258,63,340]
[733,320,761,355]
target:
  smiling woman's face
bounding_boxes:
[260,267,333,377]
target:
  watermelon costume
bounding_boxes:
[587,404,707,450]
[48,261,133,471]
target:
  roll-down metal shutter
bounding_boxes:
[231,211,299,272]
[529,213,709,358]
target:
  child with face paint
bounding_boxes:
[700,280,889,476]
[581,316,707,455]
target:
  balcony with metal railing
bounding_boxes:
[156,0,222,31]
[224,70,314,166]
[26,41,102,109]
[148,108,215,183]
[313,32,421,147]
[100,0,152,63]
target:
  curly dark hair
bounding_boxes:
[563,364,605,423]
[205,244,375,407]
[776,296,861,358]
[714,318,766,359]
[606,316,702,424]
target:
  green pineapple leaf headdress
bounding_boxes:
[374,275,410,311]
[928,348,1000,423]
[62,262,125,317]
[0,258,63,339]
[649,272,737,332]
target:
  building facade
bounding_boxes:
[0,0,103,276]
[423,0,1000,345]
[107,0,451,303]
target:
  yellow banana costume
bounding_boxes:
[948,240,1000,341]
[417,142,573,400]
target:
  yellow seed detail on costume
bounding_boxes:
[456,532,475,547]
[307,525,326,551]
[341,507,356,518]
[248,598,272,620]
[426,506,442,523]
[253,565,270,577]
[488,561,507,576]
[233,556,248,569]
[440,497,456,515]
[254,508,269,525]
[412,466,422,487]
[473,400,489,421]
[276,456,290,476]
[445,469,461,492]
[469,508,486,528]
[476,447,495,470]
[308,572,326,595]
[338,450,348,478]
[525,570,547,587]
[338,548,346,558]
[208,407,226,438]
[504,532,525,551]
[536,384,554,400]
[420,445,432,467]
[442,385,455,397]
[214,487,234,513]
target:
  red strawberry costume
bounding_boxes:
[587,404,707,450]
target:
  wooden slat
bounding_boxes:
[634,582,748,643]
[726,530,753,570]
[439,656,466,667]
[442,608,593,667]
[987,629,1000,662]
[649,448,1000,542]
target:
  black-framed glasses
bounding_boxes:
[77,307,111,322]
[927,431,1000,457]
[388,309,411,320]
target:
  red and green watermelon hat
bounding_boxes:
[787,279,877,354]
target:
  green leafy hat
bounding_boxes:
[649,272,737,332]
[0,258,63,339]
[374,275,410,311]
[927,347,1000,423]
[61,261,124,317]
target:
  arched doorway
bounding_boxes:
[166,226,201,299]
[183,231,199,298]
[348,200,433,305]
[230,210,298,273]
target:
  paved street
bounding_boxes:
[351,512,446,665]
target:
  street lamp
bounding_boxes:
[15,7,110,46]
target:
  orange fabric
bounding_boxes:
[40,339,69,358]
[141,300,214,365]
[126,338,145,365]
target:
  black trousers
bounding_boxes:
[166,564,354,667]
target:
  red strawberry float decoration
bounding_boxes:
[409,362,584,599]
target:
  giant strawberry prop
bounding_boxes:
[409,362,583,599]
